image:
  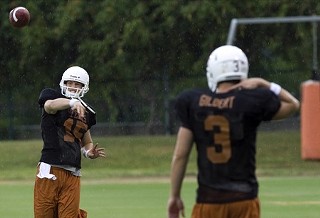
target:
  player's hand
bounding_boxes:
[228,78,268,91]
[71,100,86,118]
[167,197,185,218]
[87,143,106,159]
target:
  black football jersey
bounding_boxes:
[175,87,281,202]
[38,88,96,169]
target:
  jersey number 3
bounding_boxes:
[204,115,231,164]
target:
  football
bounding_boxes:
[9,7,30,28]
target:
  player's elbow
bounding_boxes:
[293,99,300,111]
[44,100,57,114]
[289,98,300,114]
[273,100,300,120]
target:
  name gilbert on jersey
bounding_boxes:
[199,94,235,109]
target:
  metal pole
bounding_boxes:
[226,16,320,78]
[226,19,238,45]
[163,71,170,135]
[227,16,320,45]
[312,20,318,71]
[7,73,14,140]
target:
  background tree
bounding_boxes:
[0,0,318,139]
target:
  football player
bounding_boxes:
[167,45,300,218]
[34,66,105,218]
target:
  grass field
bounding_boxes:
[0,130,319,217]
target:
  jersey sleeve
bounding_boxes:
[175,90,193,130]
[38,88,62,108]
[261,90,281,121]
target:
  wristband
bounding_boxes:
[270,82,281,95]
[69,99,79,108]
[81,147,90,158]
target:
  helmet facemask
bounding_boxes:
[61,83,86,98]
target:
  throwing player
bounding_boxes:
[167,45,300,218]
[34,66,105,218]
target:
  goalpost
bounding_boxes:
[226,15,320,73]
[226,16,320,160]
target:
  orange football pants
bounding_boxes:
[191,198,260,218]
[34,166,87,218]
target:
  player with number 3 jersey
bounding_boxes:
[167,45,300,218]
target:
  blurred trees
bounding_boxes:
[0,0,319,138]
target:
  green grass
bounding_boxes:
[0,177,319,218]
[0,130,319,180]
[0,130,320,217]
[256,131,320,176]
[260,177,320,218]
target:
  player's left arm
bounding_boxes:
[81,130,106,159]
[229,78,300,119]
[272,87,300,120]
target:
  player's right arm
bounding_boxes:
[39,89,86,117]
[44,98,75,114]
[44,98,86,118]
[168,90,197,218]
[168,126,193,218]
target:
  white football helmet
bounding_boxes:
[59,66,89,98]
[206,45,249,91]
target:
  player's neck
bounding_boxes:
[216,83,234,93]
